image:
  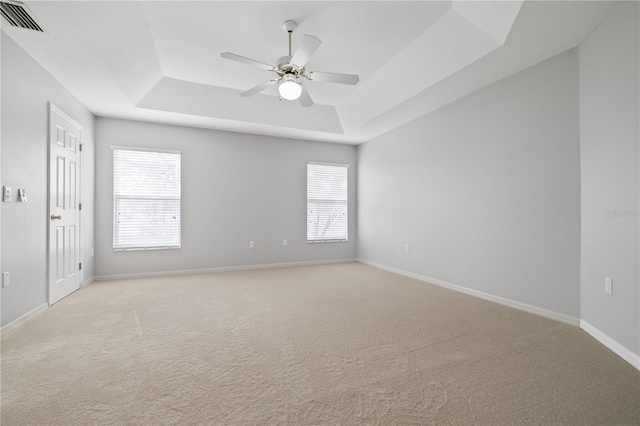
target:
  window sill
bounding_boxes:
[113,246,181,252]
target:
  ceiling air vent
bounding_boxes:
[1,0,43,32]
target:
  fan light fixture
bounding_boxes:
[278,74,302,100]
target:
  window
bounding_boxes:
[113,147,181,250]
[307,162,348,242]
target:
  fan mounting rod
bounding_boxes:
[283,20,298,56]
[277,20,310,79]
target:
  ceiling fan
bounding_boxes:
[221,20,359,107]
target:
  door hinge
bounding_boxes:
[79,144,83,151]
[79,262,82,270]
[79,203,82,211]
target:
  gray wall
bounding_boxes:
[357,48,581,319]
[95,118,357,277]
[1,33,96,327]
[579,2,639,355]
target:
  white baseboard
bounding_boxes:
[357,258,580,326]
[80,277,95,288]
[95,258,358,281]
[1,303,48,337]
[580,320,640,371]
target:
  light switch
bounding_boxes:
[18,188,27,202]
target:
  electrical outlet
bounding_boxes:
[604,277,613,295]
[2,272,10,288]
[3,186,11,202]
[283,239,288,247]
[405,244,410,253]
[249,241,254,251]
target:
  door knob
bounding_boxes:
[50,214,62,221]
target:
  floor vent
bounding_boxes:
[1,0,43,32]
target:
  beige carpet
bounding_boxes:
[2,262,639,425]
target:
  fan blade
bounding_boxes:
[291,35,322,67]
[240,79,279,97]
[309,71,359,85]
[299,85,314,107]
[221,52,274,72]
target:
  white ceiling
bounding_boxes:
[3,1,613,144]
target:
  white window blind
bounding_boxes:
[113,148,181,250]
[307,162,348,242]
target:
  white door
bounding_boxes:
[49,104,82,304]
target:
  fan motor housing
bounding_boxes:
[274,56,308,79]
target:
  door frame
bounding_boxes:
[47,102,83,306]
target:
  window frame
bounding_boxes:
[306,161,349,243]
[112,146,182,251]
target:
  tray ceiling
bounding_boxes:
[2,1,613,144]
